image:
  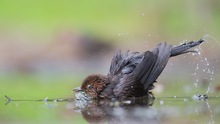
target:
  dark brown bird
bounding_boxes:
[74,39,204,99]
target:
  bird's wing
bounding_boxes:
[108,50,142,79]
[142,42,172,89]
[101,50,143,98]
[108,50,126,78]
[114,43,172,93]
[107,43,172,98]
[113,51,157,98]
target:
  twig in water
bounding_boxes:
[5,95,11,105]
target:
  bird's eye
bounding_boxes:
[87,85,91,90]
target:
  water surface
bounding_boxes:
[1,96,219,124]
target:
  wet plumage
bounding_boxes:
[74,39,204,99]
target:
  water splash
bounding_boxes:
[192,99,215,124]
[191,38,215,95]
[192,93,208,101]
[203,34,220,46]
[205,100,215,124]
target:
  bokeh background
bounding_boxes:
[0,0,220,123]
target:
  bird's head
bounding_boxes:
[73,74,108,99]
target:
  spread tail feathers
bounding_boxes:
[171,39,204,57]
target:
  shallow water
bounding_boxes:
[1,96,220,124]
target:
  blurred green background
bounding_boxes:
[0,0,220,123]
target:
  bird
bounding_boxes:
[74,39,205,99]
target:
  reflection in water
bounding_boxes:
[72,96,220,124]
[73,95,157,124]
[2,95,220,124]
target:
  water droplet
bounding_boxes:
[122,100,131,104]
[195,108,199,115]
[43,97,48,102]
[211,70,214,75]
[183,98,189,102]
[194,83,198,87]
[206,83,212,94]
[114,101,120,106]
[195,64,199,70]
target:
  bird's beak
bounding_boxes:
[73,87,83,92]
